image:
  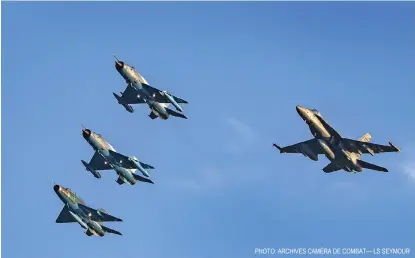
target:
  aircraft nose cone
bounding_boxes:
[82,129,91,139]
[296,105,304,112]
[296,105,307,117]
[115,61,124,70]
[53,185,60,193]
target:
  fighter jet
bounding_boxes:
[112,55,188,120]
[273,106,401,173]
[53,184,122,237]
[81,125,155,185]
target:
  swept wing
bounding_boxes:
[78,203,122,222]
[108,150,155,170]
[55,206,77,223]
[274,138,324,154]
[341,139,400,155]
[118,85,146,105]
[87,152,113,171]
[142,83,188,104]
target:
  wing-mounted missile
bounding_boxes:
[68,210,88,229]
[128,156,150,177]
[389,141,400,152]
[96,208,108,224]
[113,93,134,113]
[361,144,375,156]
[81,160,101,178]
[160,91,183,112]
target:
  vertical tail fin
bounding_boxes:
[354,133,372,159]
[359,133,371,143]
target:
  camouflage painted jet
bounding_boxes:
[273,106,401,173]
[81,125,155,185]
[112,55,188,120]
[53,184,122,237]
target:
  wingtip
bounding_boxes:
[272,143,282,152]
[389,141,400,152]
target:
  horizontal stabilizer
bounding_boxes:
[149,111,158,119]
[322,162,342,173]
[116,176,125,185]
[166,108,187,119]
[357,160,388,172]
[132,173,154,184]
[101,225,122,236]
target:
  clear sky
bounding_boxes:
[2,2,415,258]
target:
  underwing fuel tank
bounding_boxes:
[69,210,88,229]
[128,157,150,177]
[113,92,134,113]
[299,143,318,161]
[81,160,101,178]
[161,91,183,112]
[317,139,335,160]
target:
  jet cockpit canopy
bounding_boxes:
[311,109,322,117]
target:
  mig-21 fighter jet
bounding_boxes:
[273,106,401,173]
[112,55,188,120]
[53,184,122,237]
[81,125,155,185]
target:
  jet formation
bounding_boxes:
[273,106,400,173]
[54,184,122,236]
[53,55,401,237]
[54,56,189,236]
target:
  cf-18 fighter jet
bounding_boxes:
[53,184,122,237]
[112,55,188,120]
[273,106,401,173]
[81,125,155,185]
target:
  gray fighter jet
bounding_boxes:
[53,184,122,237]
[112,55,188,120]
[81,125,155,185]
[273,106,401,173]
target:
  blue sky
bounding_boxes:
[2,2,415,258]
